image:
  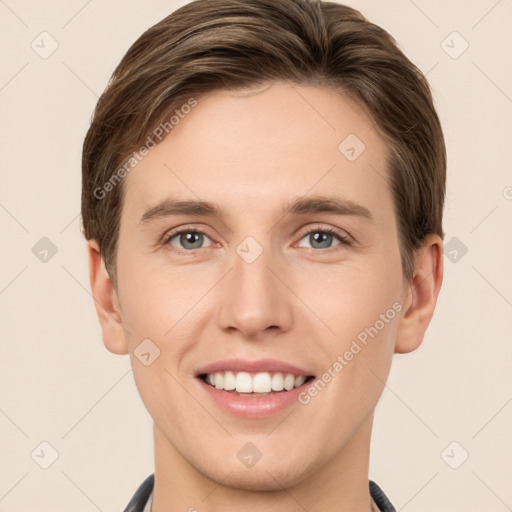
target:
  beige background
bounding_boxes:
[1,0,511,510]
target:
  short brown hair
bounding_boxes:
[81,0,446,287]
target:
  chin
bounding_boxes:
[218,467,307,492]
[197,455,315,492]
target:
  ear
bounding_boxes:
[87,239,129,355]
[394,234,444,354]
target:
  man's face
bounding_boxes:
[112,82,408,489]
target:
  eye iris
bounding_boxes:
[181,232,203,249]
[172,230,339,251]
[310,231,332,249]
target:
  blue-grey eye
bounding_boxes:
[299,229,345,249]
[167,230,213,250]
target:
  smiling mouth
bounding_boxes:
[199,371,315,396]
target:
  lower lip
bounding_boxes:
[196,377,311,418]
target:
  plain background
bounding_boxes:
[1,0,511,510]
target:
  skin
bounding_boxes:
[88,81,443,512]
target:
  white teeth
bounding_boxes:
[284,373,295,390]
[253,372,272,393]
[223,370,236,391]
[295,375,306,387]
[271,373,284,391]
[203,371,309,392]
[235,371,253,392]
[214,372,224,389]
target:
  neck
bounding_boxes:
[151,414,376,512]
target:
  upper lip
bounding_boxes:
[194,358,315,377]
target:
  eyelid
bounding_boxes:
[161,223,354,251]
[295,223,353,246]
[161,224,215,247]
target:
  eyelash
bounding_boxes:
[161,225,353,253]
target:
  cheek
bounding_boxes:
[301,271,400,425]
[295,259,401,348]
[315,267,401,404]
[117,255,208,341]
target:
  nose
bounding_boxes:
[217,243,293,340]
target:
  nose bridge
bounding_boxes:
[217,238,293,337]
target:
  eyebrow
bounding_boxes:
[139,194,373,226]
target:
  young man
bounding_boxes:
[82,1,445,510]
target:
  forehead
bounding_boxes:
[122,82,392,224]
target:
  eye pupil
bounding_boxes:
[167,228,346,253]
[310,231,332,249]
[181,232,203,249]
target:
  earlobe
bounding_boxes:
[87,240,129,355]
[394,234,444,354]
